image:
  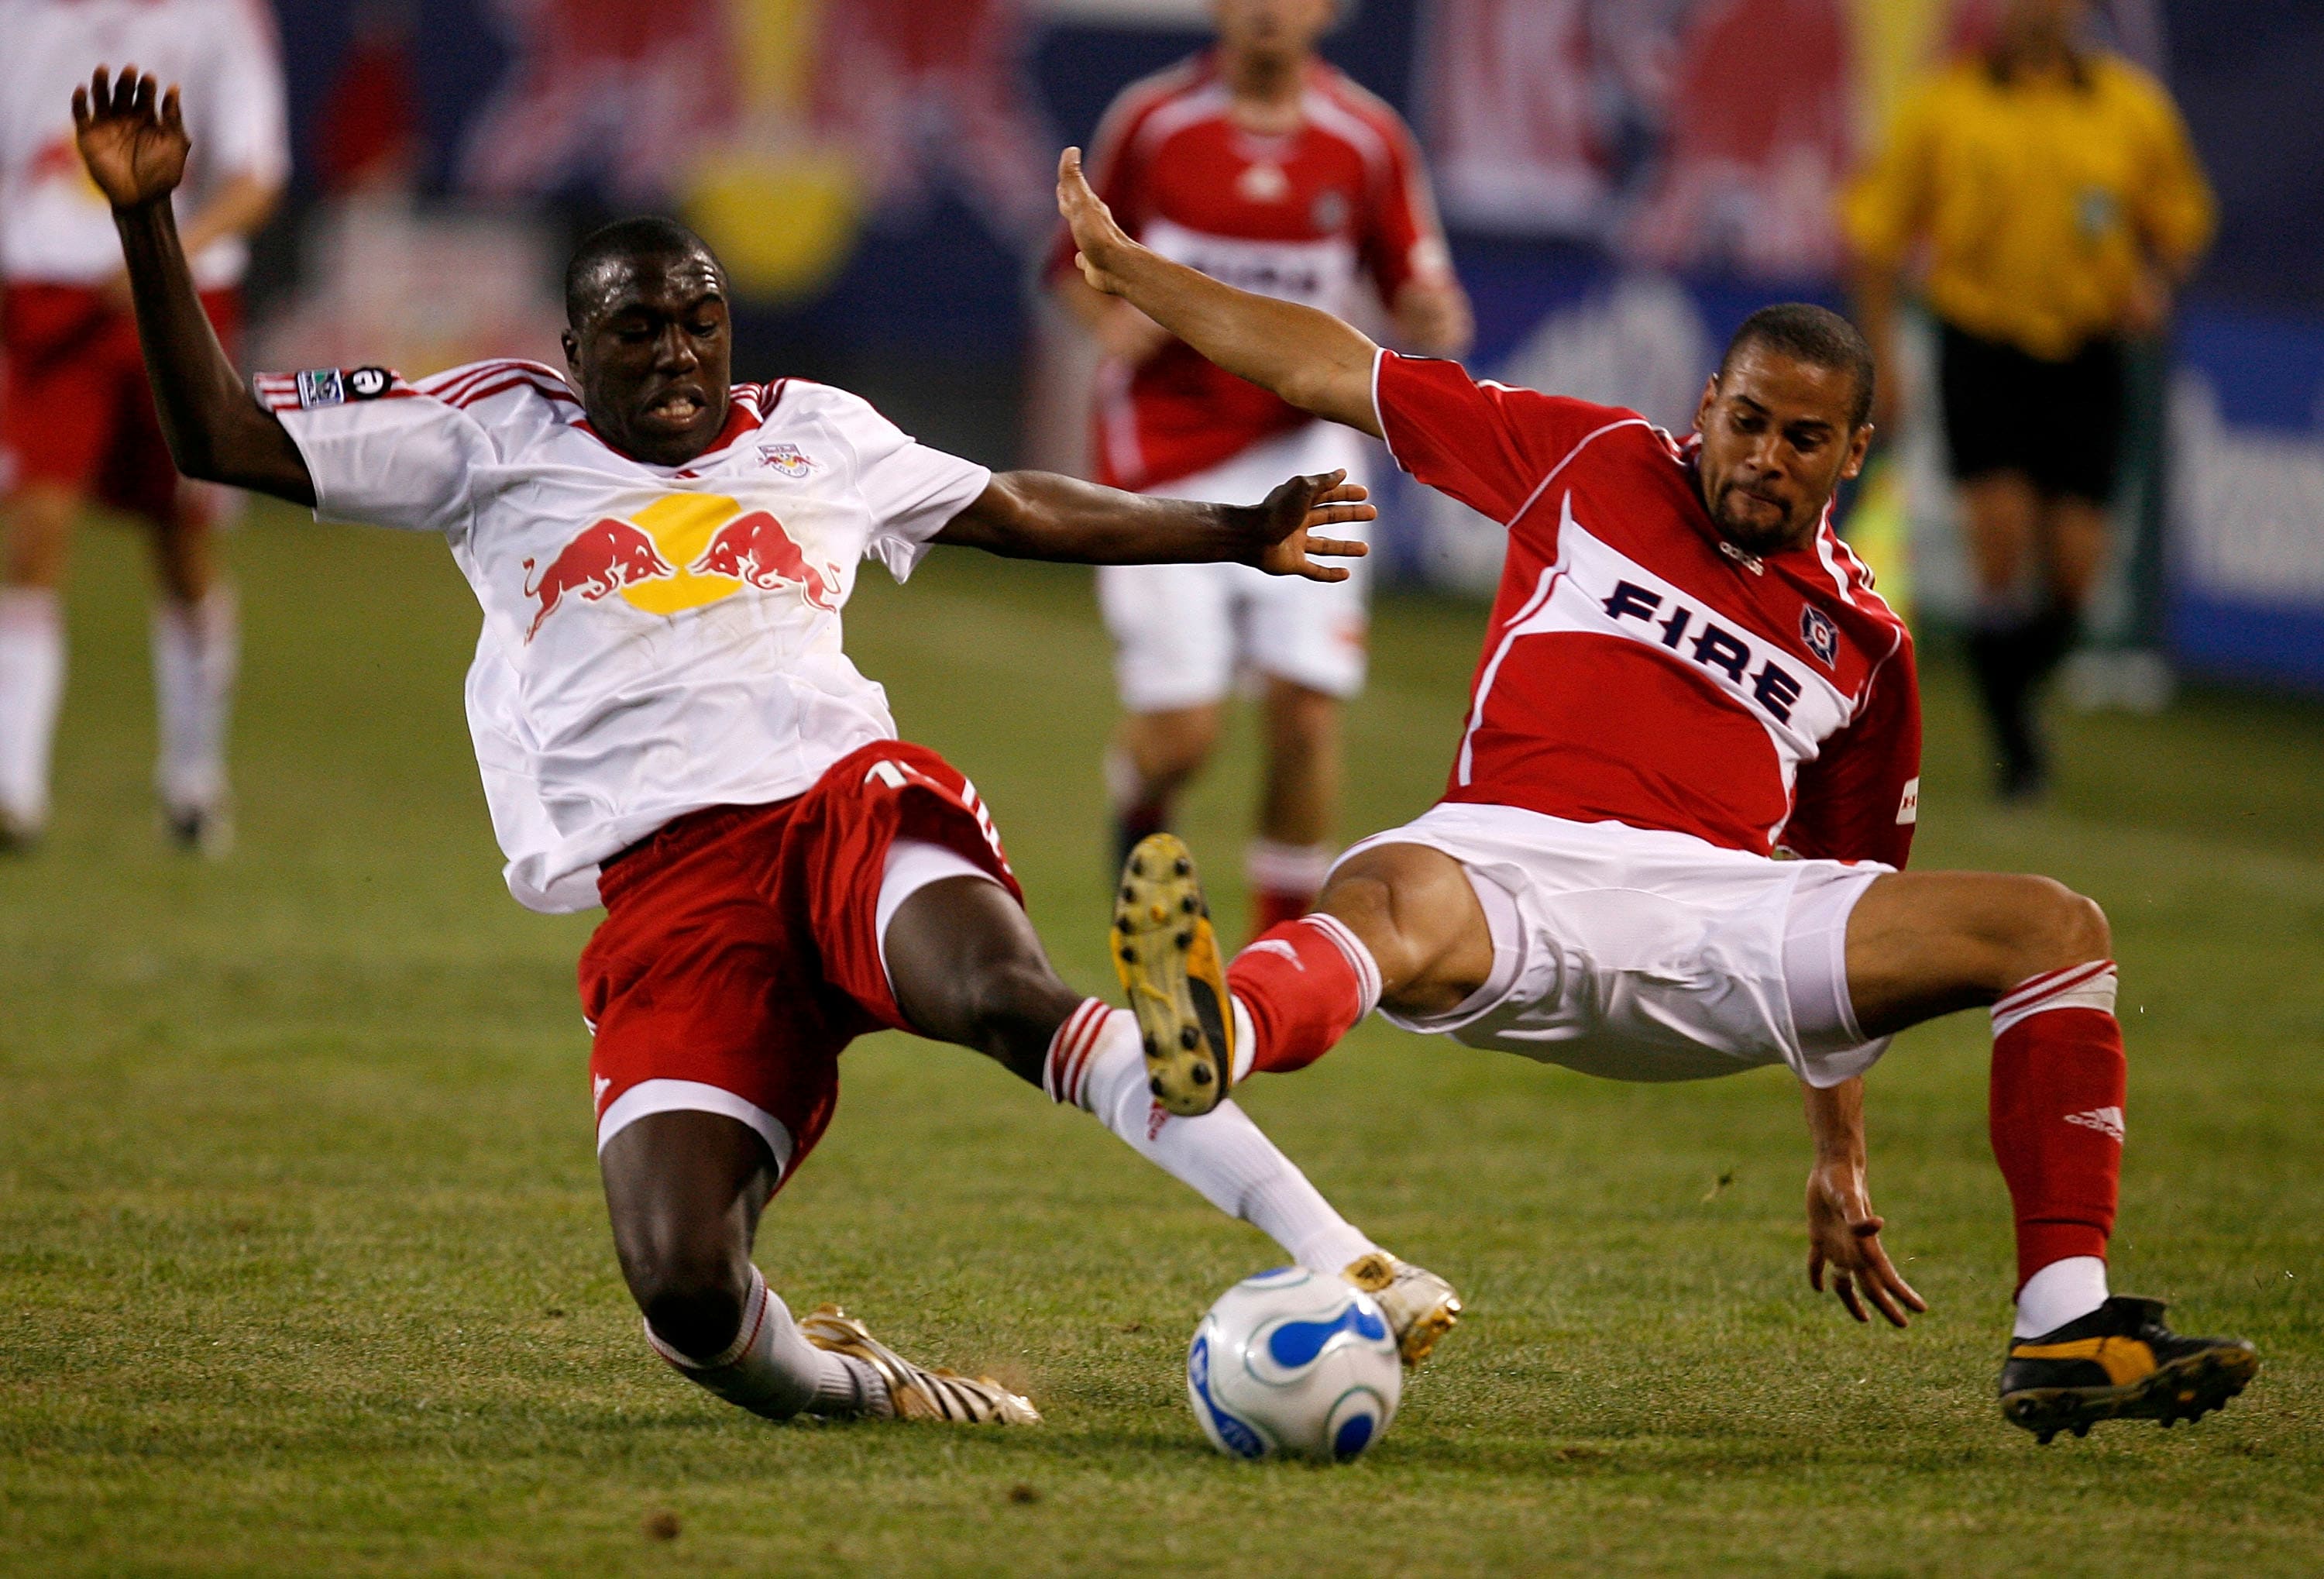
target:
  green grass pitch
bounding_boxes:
[2,507,2319,1575]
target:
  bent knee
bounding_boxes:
[624,1242,751,1360]
[1318,847,1489,1013]
[1999,876,2112,979]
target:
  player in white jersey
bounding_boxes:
[0,0,287,851]
[76,66,1459,1426]
[1050,0,1472,936]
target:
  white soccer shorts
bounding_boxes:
[1333,803,1894,1089]
[1098,421,1375,712]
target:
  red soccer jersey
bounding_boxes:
[1052,53,1452,490]
[1373,351,1921,869]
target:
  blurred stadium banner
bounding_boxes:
[248,0,2323,693]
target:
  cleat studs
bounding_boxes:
[1181,895,1197,913]
[2037,1430,2056,1446]
[2072,1422,2089,1438]
[1176,931,1192,948]
[1121,886,1136,903]
[1129,858,1145,877]
[1120,946,1136,964]
[1148,1075,1165,1097]
[1143,1035,1160,1057]
[1179,1026,1199,1048]
[1174,858,1191,876]
[1191,1064,1212,1085]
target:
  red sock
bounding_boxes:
[1988,962,2126,1291]
[1248,886,1315,939]
[1227,914,1382,1074]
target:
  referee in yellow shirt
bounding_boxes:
[1844,0,2213,800]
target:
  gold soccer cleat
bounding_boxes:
[1345,1252,1463,1368]
[1112,832,1235,1117]
[797,1306,1040,1425]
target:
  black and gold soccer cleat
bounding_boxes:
[1999,1295,2257,1443]
[1112,832,1235,1117]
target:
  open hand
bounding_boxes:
[1243,470,1374,581]
[1057,147,1136,298]
[74,66,190,209]
[1805,1160,1927,1328]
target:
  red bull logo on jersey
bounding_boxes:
[521,494,841,640]
[691,513,838,608]
[522,519,676,641]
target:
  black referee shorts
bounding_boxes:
[1937,322,2125,504]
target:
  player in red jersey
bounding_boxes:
[1049,0,1471,935]
[1061,147,2260,1442]
[0,0,287,853]
[77,67,1463,1429]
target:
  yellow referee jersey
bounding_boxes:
[1841,53,2215,362]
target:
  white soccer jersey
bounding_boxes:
[260,360,994,913]
[0,0,288,288]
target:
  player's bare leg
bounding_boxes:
[149,505,237,855]
[890,869,1459,1364]
[597,1108,1036,1421]
[1247,676,1340,937]
[0,483,77,847]
[1108,702,1220,869]
[1843,871,2257,1438]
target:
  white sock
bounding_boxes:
[151,587,238,814]
[644,1267,889,1419]
[0,588,66,827]
[1046,999,1379,1275]
[2013,1255,2109,1338]
[1246,837,1333,899]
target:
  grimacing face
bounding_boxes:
[1690,346,1872,557]
[559,249,734,467]
[1212,0,1336,62]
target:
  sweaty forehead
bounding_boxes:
[575,249,725,323]
[1719,346,1856,425]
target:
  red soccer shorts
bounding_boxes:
[578,741,1022,1187]
[1,282,239,522]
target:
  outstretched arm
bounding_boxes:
[74,67,313,504]
[935,468,1372,580]
[1056,148,1384,438]
[1802,1077,1927,1327]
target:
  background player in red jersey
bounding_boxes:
[75,66,1463,1429]
[1049,0,1471,934]
[1061,147,2260,1443]
[0,0,287,852]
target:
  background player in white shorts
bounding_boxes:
[78,66,1460,1429]
[1047,0,1471,934]
[1061,148,2259,1443]
[0,0,286,851]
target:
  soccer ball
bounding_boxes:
[1185,1266,1402,1462]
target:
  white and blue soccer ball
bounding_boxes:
[1185,1266,1402,1462]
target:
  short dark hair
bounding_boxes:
[563,216,724,328]
[1717,303,1876,428]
